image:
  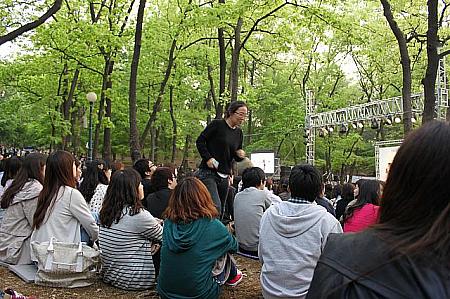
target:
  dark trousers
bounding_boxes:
[195,168,229,217]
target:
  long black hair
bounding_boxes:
[1,153,47,209]
[1,156,22,187]
[99,168,143,228]
[79,160,109,203]
[375,121,450,263]
[343,179,381,222]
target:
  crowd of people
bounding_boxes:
[0,102,448,298]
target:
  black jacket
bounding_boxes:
[306,230,449,299]
[144,188,171,219]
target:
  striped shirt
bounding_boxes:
[99,207,163,290]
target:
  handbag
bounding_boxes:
[31,237,100,288]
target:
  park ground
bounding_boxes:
[0,255,262,298]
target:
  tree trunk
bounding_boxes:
[246,109,252,146]
[207,64,217,123]
[180,135,191,175]
[128,0,146,162]
[229,17,243,102]
[64,68,79,150]
[60,63,69,150]
[169,85,177,163]
[93,59,111,159]
[380,0,412,134]
[103,60,114,163]
[140,39,177,148]
[422,0,439,123]
[217,0,226,118]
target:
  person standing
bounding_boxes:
[196,101,248,215]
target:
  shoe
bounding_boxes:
[225,270,243,287]
[4,289,36,299]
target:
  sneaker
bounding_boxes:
[225,270,243,287]
[4,289,36,299]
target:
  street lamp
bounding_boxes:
[86,92,97,161]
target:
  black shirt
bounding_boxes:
[144,188,171,219]
[196,119,244,175]
[142,178,153,200]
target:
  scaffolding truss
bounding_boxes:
[305,57,448,165]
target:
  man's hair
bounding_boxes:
[289,164,321,202]
[133,158,150,179]
[242,167,265,189]
[151,167,174,191]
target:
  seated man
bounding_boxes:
[259,164,342,298]
[233,167,273,258]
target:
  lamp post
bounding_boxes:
[86,92,97,161]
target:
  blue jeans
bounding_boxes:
[81,212,99,244]
[195,168,229,217]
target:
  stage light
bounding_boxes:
[384,116,392,125]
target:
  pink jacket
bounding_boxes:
[343,203,379,233]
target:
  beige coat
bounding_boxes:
[0,179,42,264]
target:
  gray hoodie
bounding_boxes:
[0,179,42,264]
[258,201,342,299]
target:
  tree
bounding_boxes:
[380,0,413,134]
[0,0,63,46]
[129,0,146,162]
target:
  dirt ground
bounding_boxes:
[0,256,262,298]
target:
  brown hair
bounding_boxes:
[33,151,77,230]
[164,177,218,223]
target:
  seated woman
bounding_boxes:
[0,153,47,264]
[99,168,163,290]
[334,183,355,222]
[144,166,177,219]
[342,179,382,232]
[31,151,98,254]
[306,121,450,299]
[79,160,111,214]
[158,177,243,299]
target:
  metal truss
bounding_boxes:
[309,93,423,128]
[305,57,448,165]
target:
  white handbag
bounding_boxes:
[31,237,100,288]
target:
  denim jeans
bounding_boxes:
[195,168,229,217]
[81,212,99,244]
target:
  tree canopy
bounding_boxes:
[1,0,449,179]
